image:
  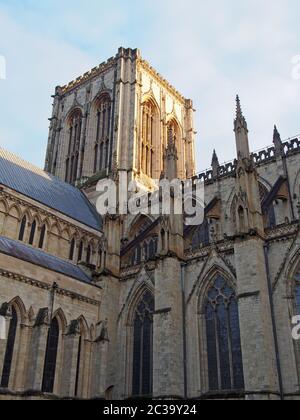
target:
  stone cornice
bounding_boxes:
[0,269,101,307]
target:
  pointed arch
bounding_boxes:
[124,278,155,327]
[65,107,84,184]
[77,315,89,340]
[127,214,155,240]
[8,204,21,220]
[52,308,68,335]
[92,92,112,173]
[0,297,26,388]
[65,106,84,125]
[0,199,8,213]
[8,296,27,324]
[61,227,71,242]
[50,221,62,236]
[141,96,160,178]
[0,305,18,388]
[197,267,244,393]
[197,265,236,311]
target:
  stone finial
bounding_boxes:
[211,150,220,178]
[273,125,284,157]
[234,95,250,160]
[234,95,248,131]
[236,95,243,118]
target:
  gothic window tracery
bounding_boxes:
[65,109,83,184]
[205,276,244,392]
[132,290,154,397]
[131,237,158,266]
[94,95,112,173]
[141,101,157,178]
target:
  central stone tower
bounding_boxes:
[45,47,196,193]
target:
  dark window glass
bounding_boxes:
[29,220,37,245]
[205,276,244,392]
[86,245,92,265]
[1,307,18,388]
[19,216,27,241]
[42,318,59,393]
[69,238,75,261]
[78,241,83,262]
[74,335,82,397]
[39,225,46,249]
[132,291,154,397]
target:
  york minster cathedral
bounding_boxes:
[0,47,300,400]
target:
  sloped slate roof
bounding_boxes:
[0,236,92,284]
[0,148,102,231]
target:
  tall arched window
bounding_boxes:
[78,241,84,262]
[141,101,157,177]
[1,307,18,388]
[42,318,60,393]
[65,109,83,184]
[38,224,46,249]
[18,216,27,241]
[86,245,92,265]
[132,290,154,397]
[205,276,244,392]
[29,220,37,246]
[69,238,76,261]
[94,95,112,173]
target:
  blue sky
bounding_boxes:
[0,0,299,172]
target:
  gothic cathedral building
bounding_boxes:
[0,47,300,400]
